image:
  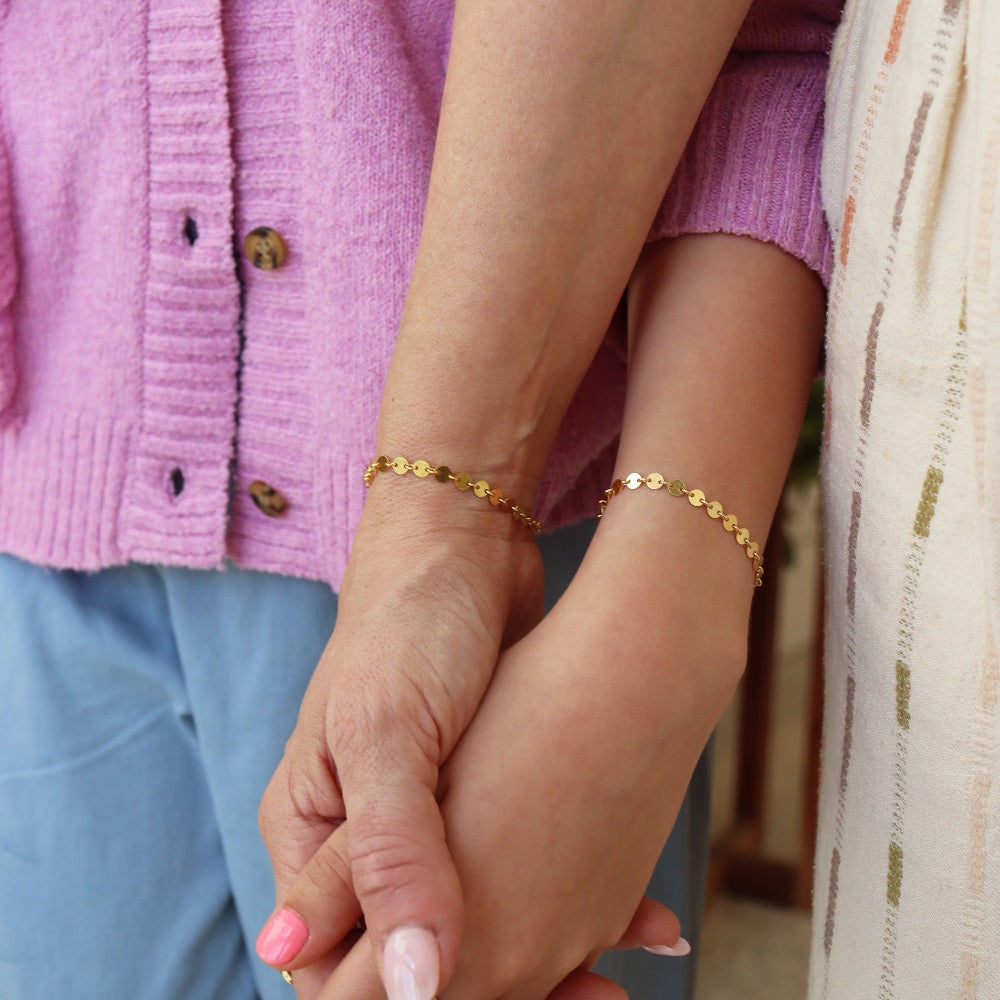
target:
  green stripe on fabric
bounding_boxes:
[895,661,912,729]
[913,466,943,537]
[887,841,904,907]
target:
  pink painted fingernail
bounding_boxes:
[383,926,440,1000]
[256,907,309,965]
[643,937,692,957]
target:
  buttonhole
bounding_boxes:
[183,215,199,246]
[170,467,185,496]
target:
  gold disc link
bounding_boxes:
[597,472,764,588]
[363,455,542,533]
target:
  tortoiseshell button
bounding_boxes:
[248,480,289,518]
[244,227,288,270]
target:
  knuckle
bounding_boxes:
[260,745,344,836]
[286,752,342,821]
[328,686,443,787]
[349,827,442,908]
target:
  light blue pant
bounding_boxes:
[0,523,707,1000]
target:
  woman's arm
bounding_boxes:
[380,0,759,484]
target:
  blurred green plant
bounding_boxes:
[787,377,824,492]
[780,377,824,566]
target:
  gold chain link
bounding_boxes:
[598,473,763,587]
[363,455,542,533]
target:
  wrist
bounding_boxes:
[374,399,554,514]
[589,484,763,610]
[574,505,755,708]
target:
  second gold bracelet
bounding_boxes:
[363,455,542,533]
[598,473,764,587]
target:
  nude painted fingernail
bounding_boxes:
[383,926,440,1000]
[643,937,692,957]
[256,907,309,965]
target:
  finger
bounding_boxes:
[257,754,352,972]
[610,896,689,957]
[259,758,343,894]
[257,823,363,971]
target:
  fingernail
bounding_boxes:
[256,907,309,965]
[383,926,440,1000]
[643,937,692,957]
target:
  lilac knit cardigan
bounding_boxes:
[0,0,839,589]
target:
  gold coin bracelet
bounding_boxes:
[598,473,764,587]
[363,455,542,533]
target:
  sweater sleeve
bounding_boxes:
[538,0,843,527]
[649,0,843,286]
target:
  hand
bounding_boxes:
[258,486,546,998]
[260,525,746,1000]
[273,898,689,1000]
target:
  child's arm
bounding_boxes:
[419,234,825,1000]
[265,232,824,1000]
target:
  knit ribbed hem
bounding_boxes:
[221,2,327,585]
[119,3,242,565]
[651,52,833,285]
[312,447,373,590]
[0,412,131,569]
[0,410,368,586]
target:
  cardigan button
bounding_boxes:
[248,480,289,517]
[244,227,288,270]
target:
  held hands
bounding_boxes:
[257,483,549,998]
[258,497,746,1000]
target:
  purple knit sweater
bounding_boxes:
[0,0,840,589]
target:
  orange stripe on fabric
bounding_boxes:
[885,0,913,64]
[840,195,856,266]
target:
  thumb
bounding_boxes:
[263,713,464,1000]
[341,743,462,1000]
